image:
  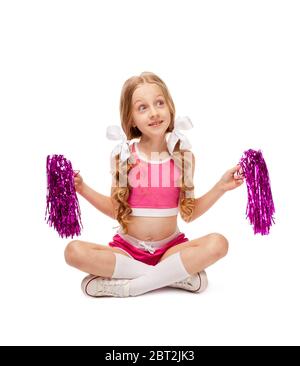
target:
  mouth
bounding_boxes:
[148,120,163,127]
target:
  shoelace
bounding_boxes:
[96,278,127,296]
[173,276,194,287]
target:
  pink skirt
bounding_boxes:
[109,232,189,266]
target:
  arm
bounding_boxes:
[78,182,116,220]
[189,181,225,222]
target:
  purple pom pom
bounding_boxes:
[45,155,83,238]
[239,149,275,235]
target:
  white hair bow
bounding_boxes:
[167,116,193,155]
[106,125,131,162]
[106,116,193,161]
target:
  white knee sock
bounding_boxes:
[111,253,154,279]
[128,252,190,296]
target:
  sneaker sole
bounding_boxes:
[196,271,208,293]
[81,274,100,297]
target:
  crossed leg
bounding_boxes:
[64,240,131,278]
[158,232,229,275]
[65,232,228,279]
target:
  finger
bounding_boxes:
[73,170,80,177]
[230,165,240,174]
[234,172,244,179]
[237,168,244,177]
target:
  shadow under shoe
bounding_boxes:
[81,274,130,298]
[168,270,208,293]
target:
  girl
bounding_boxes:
[64,72,244,297]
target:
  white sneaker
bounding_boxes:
[81,275,130,297]
[169,271,208,293]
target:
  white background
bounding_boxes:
[0,0,299,346]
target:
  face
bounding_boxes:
[131,83,171,137]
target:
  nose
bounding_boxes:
[149,105,159,119]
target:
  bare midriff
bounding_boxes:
[125,215,178,241]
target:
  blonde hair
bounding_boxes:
[111,72,195,233]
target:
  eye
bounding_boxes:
[138,104,146,112]
[157,100,165,106]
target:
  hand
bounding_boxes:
[218,165,245,192]
[73,170,84,193]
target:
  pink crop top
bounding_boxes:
[127,142,181,217]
